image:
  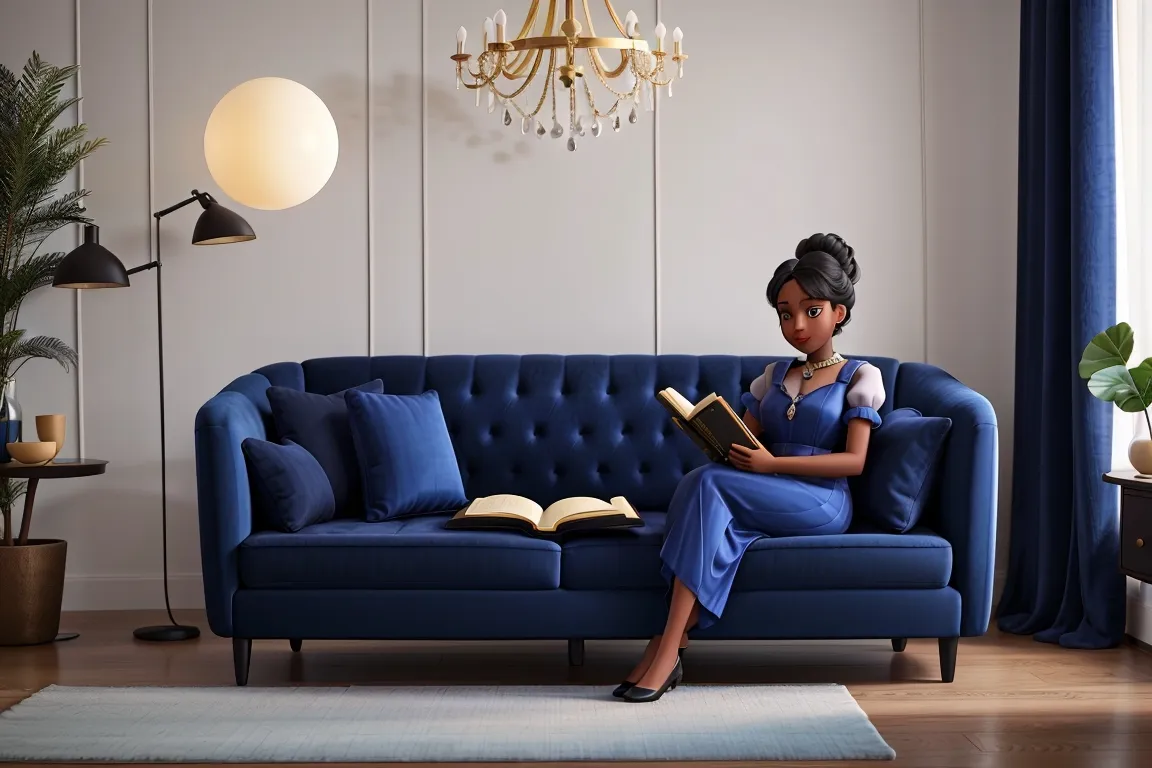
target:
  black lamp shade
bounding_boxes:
[53,225,130,288]
[192,201,255,245]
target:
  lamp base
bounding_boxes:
[133,624,200,642]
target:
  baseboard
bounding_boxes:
[62,574,204,612]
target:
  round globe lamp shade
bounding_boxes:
[203,77,338,211]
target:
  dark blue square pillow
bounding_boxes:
[266,379,383,517]
[344,389,468,522]
[852,407,952,533]
[242,438,335,532]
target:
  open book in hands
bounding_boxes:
[446,494,643,535]
[656,388,763,463]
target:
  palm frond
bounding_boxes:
[0,51,103,383]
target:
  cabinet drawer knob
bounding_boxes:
[1139,538,1146,548]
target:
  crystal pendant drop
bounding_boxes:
[667,81,673,98]
[567,137,577,151]
[576,116,585,137]
[536,121,547,138]
[628,106,638,124]
[503,108,512,126]
[591,118,602,137]
[521,116,532,134]
[475,88,481,107]
[612,114,621,132]
[550,120,564,138]
[487,91,495,113]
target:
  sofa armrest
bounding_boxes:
[194,385,268,637]
[895,362,998,637]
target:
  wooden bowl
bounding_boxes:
[6,441,56,466]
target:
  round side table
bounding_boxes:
[0,458,108,643]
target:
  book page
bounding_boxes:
[537,496,641,531]
[538,496,615,531]
[688,392,720,421]
[659,388,695,419]
[463,495,544,526]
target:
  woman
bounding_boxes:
[615,232,886,703]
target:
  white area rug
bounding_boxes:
[0,683,895,762]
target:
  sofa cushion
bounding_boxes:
[851,407,952,533]
[267,379,383,517]
[345,389,468,521]
[560,513,952,591]
[241,438,336,532]
[239,516,560,590]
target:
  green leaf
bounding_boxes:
[1088,364,1152,412]
[1130,358,1152,409]
[1080,323,1135,378]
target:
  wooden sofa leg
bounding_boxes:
[568,639,584,667]
[289,638,302,653]
[233,638,252,686]
[891,638,907,652]
[939,637,958,683]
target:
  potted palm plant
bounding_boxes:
[0,52,105,645]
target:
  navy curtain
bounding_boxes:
[996,0,1125,649]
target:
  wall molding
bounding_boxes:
[73,0,85,456]
[917,0,930,365]
[366,0,375,356]
[420,0,429,356]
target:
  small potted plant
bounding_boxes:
[0,52,104,645]
[1079,322,1152,476]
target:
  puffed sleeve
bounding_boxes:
[740,362,775,418]
[842,362,885,429]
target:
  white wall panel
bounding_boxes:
[422,0,657,355]
[659,0,925,362]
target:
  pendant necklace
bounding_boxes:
[786,352,845,421]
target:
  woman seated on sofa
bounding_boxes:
[614,232,886,703]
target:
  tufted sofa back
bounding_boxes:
[250,354,900,511]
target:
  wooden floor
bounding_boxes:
[1,611,1151,767]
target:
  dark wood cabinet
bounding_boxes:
[1104,471,1152,584]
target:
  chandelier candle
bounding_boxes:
[451,1,688,151]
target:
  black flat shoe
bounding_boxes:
[612,647,684,698]
[621,657,683,703]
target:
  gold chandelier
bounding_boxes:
[451,0,687,151]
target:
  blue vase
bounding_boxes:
[0,380,21,463]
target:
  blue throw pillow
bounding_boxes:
[345,389,468,522]
[242,438,336,532]
[852,407,952,533]
[267,380,384,517]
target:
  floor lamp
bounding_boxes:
[53,192,254,642]
[52,75,337,642]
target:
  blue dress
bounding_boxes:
[659,357,884,628]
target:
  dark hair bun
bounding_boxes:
[795,232,859,284]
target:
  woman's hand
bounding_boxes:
[728,443,775,473]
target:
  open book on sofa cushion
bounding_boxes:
[851,407,952,533]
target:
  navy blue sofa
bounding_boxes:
[194,354,997,686]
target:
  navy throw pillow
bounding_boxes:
[266,379,384,517]
[345,389,468,522]
[242,438,336,532]
[852,407,952,533]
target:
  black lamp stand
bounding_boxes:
[55,189,253,643]
[132,197,203,642]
